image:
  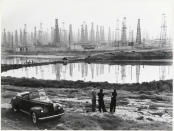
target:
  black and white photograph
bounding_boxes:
[1,0,173,130]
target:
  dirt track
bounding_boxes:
[1,84,172,130]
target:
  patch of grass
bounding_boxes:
[137,106,148,111]
[1,76,172,92]
[150,112,164,117]
[146,117,153,121]
[149,105,158,110]
[136,116,144,120]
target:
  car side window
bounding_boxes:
[22,94,29,100]
[29,91,39,100]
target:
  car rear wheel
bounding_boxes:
[31,112,38,124]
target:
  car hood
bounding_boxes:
[38,98,62,106]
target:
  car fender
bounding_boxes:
[30,106,43,114]
[11,97,18,105]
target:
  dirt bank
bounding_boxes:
[1,76,172,92]
[1,57,83,72]
[85,50,172,61]
[1,85,172,130]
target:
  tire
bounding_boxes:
[31,112,38,124]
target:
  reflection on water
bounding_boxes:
[1,62,172,84]
[136,65,140,83]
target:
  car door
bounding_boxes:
[21,94,31,112]
[29,91,41,110]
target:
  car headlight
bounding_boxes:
[57,106,61,110]
[41,107,48,113]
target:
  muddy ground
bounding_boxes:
[1,84,172,130]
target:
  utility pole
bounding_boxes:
[160,13,167,47]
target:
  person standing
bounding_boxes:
[98,89,107,112]
[91,89,96,112]
[110,89,117,113]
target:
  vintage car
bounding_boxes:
[10,89,64,124]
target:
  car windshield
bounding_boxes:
[30,89,49,101]
[38,89,47,100]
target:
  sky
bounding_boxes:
[1,0,174,38]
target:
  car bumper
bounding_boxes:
[38,113,64,120]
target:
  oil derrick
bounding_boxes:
[100,26,105,42]
[102,26,105,41]
[136,19,141,44]
[3,29,7,46]
[96,25,100,45]
[90,22,95,43]
[54,18,60,47]
[108,26,111,45]
[34,27,37,46]
[38,23,43,46]
[15,30,18,46]
[115,19,120,46]
[20,29,23,46]
[7,32,10,45]
[45,29,49,45]
[61,22,67,45]
[160,13,167,47]
[50,27,54,44]
[23,24,27,46]
[77,28,80,42]
[121,17,127,46]
[128,27,134,46]
[69,24,73,49]
[30,32,34,45]
[11,32,13,49]
[112,31,115,43]
[81,24,85,42]
[100,26,102,42]
[85,24,88,42]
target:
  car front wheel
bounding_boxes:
[31,112,38,124]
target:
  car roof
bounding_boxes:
[17,91,29,96]
[17,89,46,96]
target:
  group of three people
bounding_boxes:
[91,89,117,113]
